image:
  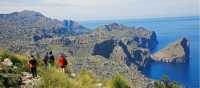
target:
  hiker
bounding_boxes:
[48,51,55,68]
[28,55,37,78]
[57,54,68,72]
[43,52,49,69]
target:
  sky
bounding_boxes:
[0,0,199,21]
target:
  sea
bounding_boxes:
[80,16,200,88]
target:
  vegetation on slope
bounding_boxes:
[0,49,183,88]
[0,49,28,87]
[0,49,131,88]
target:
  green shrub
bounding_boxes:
[0,74,20,88]
[38,67,71,88]
[108,74,130,88]
[72,70,100,88]
[0,50,27,66]
[38,68,102,88]
[0,50,29,87]
[0,50,10,61]
[0,50,28,71]
[154,75,182,88]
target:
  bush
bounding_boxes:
[72,70,100,88]
[38,68,102,88]
[0,50,27,66]
[108,74,130,88]
[0,74,21,88]
[154,75,182,88]
[0,50,10,61]
[0,50,28,71]
[0,50,28,87]
[38,67,71,88]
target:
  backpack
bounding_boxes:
[29,59,37,68]
[58,56,68,66]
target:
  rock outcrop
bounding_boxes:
[133,27,158,50]
[152,37,190,63]
[129,48,152,67]
[110,45,127,64]
[90,23,157,68]
[1,58,13,66]
[93,23,158,50]
[92,38,152,68]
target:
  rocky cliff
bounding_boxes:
[90,23,157,67]
[94,23,158,50]
[152,37,190,63]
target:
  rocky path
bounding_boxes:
[20,72,40,88]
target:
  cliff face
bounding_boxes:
[152,37,190,63]
[92,23,158,51]
[133,27,158,50]
[89,23,157,67]
[92,40,152,68]
[110,45,127,64]
[129,48,152,67]
[92,39,116,58]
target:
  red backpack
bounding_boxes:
[58,56,68,66]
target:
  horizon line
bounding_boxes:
[0,10,199,21]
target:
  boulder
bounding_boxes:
[152,37,190,63]
[1,58,13,66]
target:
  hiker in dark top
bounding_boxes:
[48,51,55,68]
[43,52,49,69]
[28,55,37,78]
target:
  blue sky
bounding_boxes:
[0,0,198,21]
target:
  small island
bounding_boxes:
[152,37,190,63]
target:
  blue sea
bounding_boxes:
[80,16,200,88]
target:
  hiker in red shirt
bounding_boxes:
[57,54,68,72]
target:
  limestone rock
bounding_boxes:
[1,58,13,66]
[111,45,127,64]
